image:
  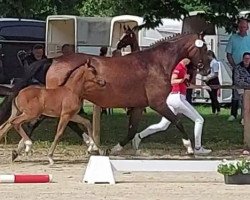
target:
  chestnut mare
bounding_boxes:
[0,60,106,164]
[46,32,210,154]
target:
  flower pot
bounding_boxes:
[224,174,250,184]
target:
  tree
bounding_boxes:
[1,0,250,32]
[106,0,250,32]
[0,0,83,20]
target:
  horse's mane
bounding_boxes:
[149,33,191,48]
[59,62,86,86]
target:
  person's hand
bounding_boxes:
[203,85,211,91]
[184,74,190,80]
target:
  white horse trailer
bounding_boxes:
[45,15,170,58]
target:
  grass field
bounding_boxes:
[2,104,244,154]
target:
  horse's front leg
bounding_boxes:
[48,115,70,165]
[110,107,144,154]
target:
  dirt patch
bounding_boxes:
[1,145,250,200]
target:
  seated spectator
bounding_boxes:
[100,46,108,57]
[22,44,47,84]
[23,44,46,66]
[233,52,250,125]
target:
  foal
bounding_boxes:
[0,60,106,164]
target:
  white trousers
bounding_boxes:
[139,93,204,148]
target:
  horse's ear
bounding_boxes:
[86,59,91,66]
[199,31,205,39]
[123,25,127,31]
[127,25,131,30]
[86,59,97,74]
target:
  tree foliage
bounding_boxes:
[1,0,250,32]
[0,0,83,19]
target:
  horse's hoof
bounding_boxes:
[48,157,54,166]
[12,150,18,162]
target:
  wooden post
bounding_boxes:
[92,104,101,145]
[243,90,250,148]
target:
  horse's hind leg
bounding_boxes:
[12,116,46,161]
[69,114,97,153]
[11,113,36,154]
[150,103,193,154]
[110,107,144,154]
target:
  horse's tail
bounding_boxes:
[0,86,12,96]
[0,79,28,126]
[0,100,19,142]
[0,95,15,126]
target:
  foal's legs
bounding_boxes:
[12,117,87,161]
[48,114,71,165]
[11,113,37,153]
[12,117,47,160]
[69,114,97,153]
[110,107,144,154]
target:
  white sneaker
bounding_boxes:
[194,146,212,155]
[227,115,236,121]
[241,118,244,126]
[132,134,141,150]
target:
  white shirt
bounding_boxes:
[209,58,219,77]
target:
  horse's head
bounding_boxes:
[186,32,210,75]
[116,25,138,50]
[80,59,106,88]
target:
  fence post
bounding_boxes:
[92,104,101,145]
[244,90,250,148]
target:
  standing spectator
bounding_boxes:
[112,49,122,57]
[233,52,250,125]
[226,19,250,121]
[62,44,75,56]
[205,50,221,115]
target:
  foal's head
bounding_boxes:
[78,59,106,90]
[60,59,106,91]
[117,25,138,50]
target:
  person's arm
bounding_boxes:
[171,73,189,85]
[188,83,211,91]
[227,53,236,69]
[225,36,236,69]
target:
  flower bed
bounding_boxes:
[217,159,250,184]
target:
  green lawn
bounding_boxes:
[3,104,244,153]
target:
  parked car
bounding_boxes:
[0,18,45,83]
